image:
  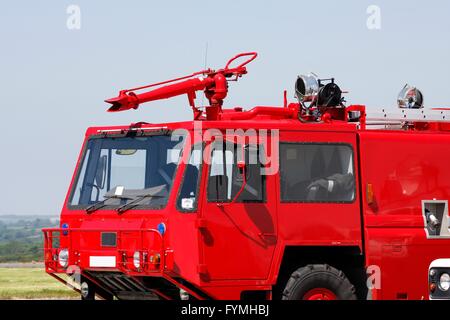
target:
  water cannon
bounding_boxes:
[105,52,258,120]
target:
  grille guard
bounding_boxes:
[42,227,170,275]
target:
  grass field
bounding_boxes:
[0,268,79,299]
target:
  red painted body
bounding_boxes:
[43,53,450,300]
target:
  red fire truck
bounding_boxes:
[43,52,450,300]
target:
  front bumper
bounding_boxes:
[42,227,211,300]
[42,227,173,276]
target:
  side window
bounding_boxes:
[71,149,91,205]
[280,143,355,202]
[207,145,234,201]
[177,147,202,212]
[207,142,265,203]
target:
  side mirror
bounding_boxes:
[95,155,107,188]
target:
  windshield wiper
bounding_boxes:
[116,185,167,214]
[116,194,162,214]
[86,194,132,214]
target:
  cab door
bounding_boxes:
[199,136,278,280]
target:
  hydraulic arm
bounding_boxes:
[105,52,257,120]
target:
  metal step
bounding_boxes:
[115,291,160,300]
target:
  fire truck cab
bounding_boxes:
[43,53,450,300]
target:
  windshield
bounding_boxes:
[69,133,185,210]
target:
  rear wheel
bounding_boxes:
[282,264,356,300]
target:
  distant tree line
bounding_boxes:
[0,218,58,262]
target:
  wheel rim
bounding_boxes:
[303,288,337,300]
[80,282,89,298]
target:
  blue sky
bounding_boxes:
[0,0,449,214]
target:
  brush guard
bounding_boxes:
[42,227,168,274]
[42,228,207,300]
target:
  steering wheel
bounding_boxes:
[305,178,329,201]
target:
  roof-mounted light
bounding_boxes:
[397,84,424,109]
[295,74,343,108]
[295,73,320,103]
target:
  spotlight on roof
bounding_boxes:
[397,84,424,109]
[295,73,320,103]
[295,73,342,108]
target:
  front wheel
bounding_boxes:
[282,264,357,300]
[80,280,95,300]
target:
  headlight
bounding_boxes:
[133,251,141,269]
[180,289,189,300]
[80,282,89,299]
[58,249,69,268]
[439,273,450,291]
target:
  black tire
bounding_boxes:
[282,264,357,300]
[80,280,95,300]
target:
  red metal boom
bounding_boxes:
[105,52,258,120]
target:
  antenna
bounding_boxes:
[201,42,208,108]
[204,42,209,69]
